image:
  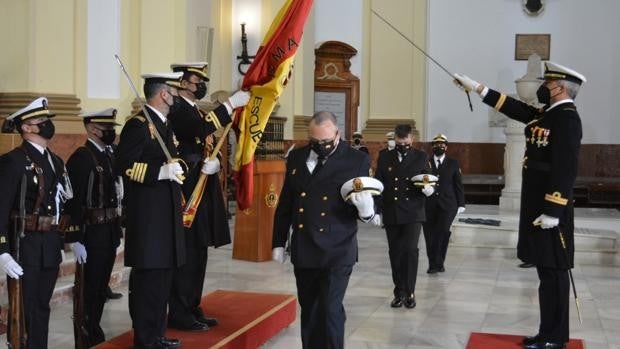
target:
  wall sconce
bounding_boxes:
[236,23,255,75]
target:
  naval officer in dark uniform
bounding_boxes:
[166,62,250,331]
[64,108,123,346]
[0,97,73,349]
[115,72,185,349]
[422,133,465,274]
[272,111,378,349]
[373,124,432,309]
[454,61,586,349]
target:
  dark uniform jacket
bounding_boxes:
[374,148,430,225]
[64,141,122,247]
[272,142,371,268]
[427,156,465,212]
[115,106,185,268]
[168,97,231,247]
[0,142,67,267]
[483,89,581,268]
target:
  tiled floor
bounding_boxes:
[5,205,620,348]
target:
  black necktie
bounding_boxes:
[312,156,325,175]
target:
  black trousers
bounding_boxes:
[129,268,173,347]
[168,227,209,326]
[536,266,570,343]
[83,224,119,346]
[15,264,59,349]
[423,203,457,270]
[385,222,422,298]
[294,265,352,349]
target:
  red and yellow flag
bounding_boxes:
[233,0,313,210]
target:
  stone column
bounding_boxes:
[499,118,525,211]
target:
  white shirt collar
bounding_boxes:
[146,104,167,123]
[181,95,196,107]
[434,154,446,163]
[27,140,46,154]
[88,138,106,152]
[546,98,574,112]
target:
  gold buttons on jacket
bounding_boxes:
[395,177,399,181]
[299,208,304,213]
[298,224,304,229]
[394,187,398,191]
[301,192,306,197]
[394,197,398,201]
[322,196,328,201]
[319,228,324,232]
[320,212,326,216]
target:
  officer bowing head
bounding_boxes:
[308,111,340,160]
[394,124,414,157]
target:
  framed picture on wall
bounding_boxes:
[515,34,550,60]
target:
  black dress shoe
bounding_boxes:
[404,295,416,309]
[524,341,565,349]
[519,262,535,268]
[427,268,438,274]
[390,296,404,308]
[438,266,445,272]
[196,315,218,327]
[522,335,539,346]
[106,286,123,300]
[159,337,182,348]
[169,320,209,332]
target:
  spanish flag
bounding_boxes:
[233,0,313,210]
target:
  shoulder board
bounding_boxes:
[129,115,147,123]
[562,107,577,112]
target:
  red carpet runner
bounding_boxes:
[95,290,297,349]
[467,332,584,349]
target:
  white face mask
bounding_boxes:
[387,140,396,149]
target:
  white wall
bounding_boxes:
[427,0,620,144]
[314,0,363,128]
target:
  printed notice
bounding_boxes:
[314,91,346,131]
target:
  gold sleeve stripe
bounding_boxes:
[545,191,568,206]
[204,111,222,129]
[126,162,148,183]
[494,94,507,111]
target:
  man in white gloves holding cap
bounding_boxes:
[272,111,378,349]
[373,124,432,310]
[454,61,585,349]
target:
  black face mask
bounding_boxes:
[395,143,410,155]
[433,146,446,156]
[101,129,116,145]
[193,82,207,100]
[310,138,336,159]
[36,120,55,139]
[536,85,551,106]
[353,138,361,146]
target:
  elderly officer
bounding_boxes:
[64,108,123,346]
[373,124,432,309]
[454,61,585,349]
[422,134,465,274]
[167,62,249,332]
[272,111,377,349]
[116,72,185,349]
[0,97,74,348]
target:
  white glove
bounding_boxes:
[272,247,285,264]
[0,253,23,279]
[71,242,87,264]
[422,184,435,197]
[158,162,184,184]
[201,158,221,175]
[370,214,382,227]
[349,191,375,218]
[457,206,466,214]
[533,214,559,229]
[453,73,481,93]
[227,90,251,110]
[115,176,124,201]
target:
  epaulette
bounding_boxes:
[562,107,577,112]
[129,115,147,123]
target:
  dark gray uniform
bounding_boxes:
[0,142,69,349]
[115,107,185,347]
[273,142,370,349]
[482,88,581,344]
